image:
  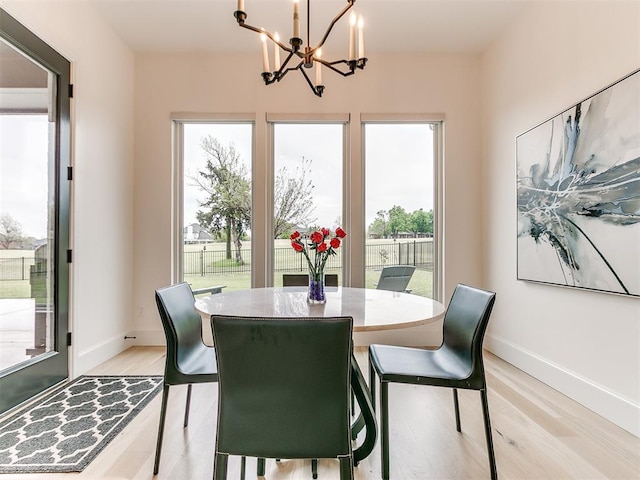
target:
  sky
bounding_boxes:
[0,115,50,239]
[183,122,434,233]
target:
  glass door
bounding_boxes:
[0,9,71,414]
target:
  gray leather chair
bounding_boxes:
[211,314,354,480]
[369,284,498,480]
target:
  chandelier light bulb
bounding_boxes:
[357,15,364,59]
[349,12,357,61]
[293,0,300,39]
[274,32,281,70]
[315,48,322,86]
[260,30,270,73]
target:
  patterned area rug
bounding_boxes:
[0,375,162,473]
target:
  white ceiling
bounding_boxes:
[87,0,531,55]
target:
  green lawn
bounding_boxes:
[185,238,433,298]
[187,267,433,298]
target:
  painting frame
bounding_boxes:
[516,68,640,297]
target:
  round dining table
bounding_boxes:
[195,286,446,464]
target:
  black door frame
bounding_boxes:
[0,7,71,414]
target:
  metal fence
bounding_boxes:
[0,241,434,280]
[183,240,433,276]
[0,256,35,281]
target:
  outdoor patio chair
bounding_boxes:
[375,265,415,292]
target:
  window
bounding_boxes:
[172,114,442,300]
[269,119,347,286]
[363,120,441,299]
[174,119,253,293]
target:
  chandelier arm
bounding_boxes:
[273,51,300,80]
[279,59,305,80]
[311,0,355,53]
[238,21,296,55]
[320,59,355,77]
[299,67,323,97]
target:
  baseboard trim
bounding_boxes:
[75,334,128,376]
[485,334,640,437]
[129,329,166,346]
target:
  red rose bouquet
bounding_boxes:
[290,227,346,302]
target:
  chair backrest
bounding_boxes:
[155,282,213,383]
[440,284,496,388]
[211,315,353,459]
[376,265,415,292]
[282,273,339,287]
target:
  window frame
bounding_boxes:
[266,113,350,287]
[360,114,444,301]
[171,113,256,286]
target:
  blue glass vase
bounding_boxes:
[308,272,326,304]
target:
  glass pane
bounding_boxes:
[182,123,253,293]
[0,39,56,371]
[273,123,344,286]
[365,123,434,298]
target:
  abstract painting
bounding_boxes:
[516,69,640,297]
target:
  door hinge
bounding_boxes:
[67,332,72,346]
[67,166,73,181]
[68,84,74,98]
[66,249,72,263]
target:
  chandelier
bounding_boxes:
[234,0,367,97]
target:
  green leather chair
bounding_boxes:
[282,273,339,287]
[211,314,354,480]
[153,282,218,475]
[369,284,498,480]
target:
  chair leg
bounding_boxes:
[153,384,170,475]
[184,384,193,427]
[339,455,354,480]
[453,388,461,432]
[381,381,389,480]
[368,358,376,412]
[480,389,498,480]
[213,452,228,480]
[312,458,318,478]
[257,457,266,476]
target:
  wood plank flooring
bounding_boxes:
[1,346,638,479]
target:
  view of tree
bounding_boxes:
[273,157,317,238]
[192,137,319,262]
[408,208,433,236]
[368,210,389,238]
[387,205,409,238]
[368,206,433,238]
[193,136,251,264]
[0,213,25,249]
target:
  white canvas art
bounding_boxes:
[516,69,640,296]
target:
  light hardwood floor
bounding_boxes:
[2,346,639,480]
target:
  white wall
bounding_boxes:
[481,1,640,436]
[131,51,484,346]
[0,1,136,375]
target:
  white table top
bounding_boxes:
[195,287,446,332]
